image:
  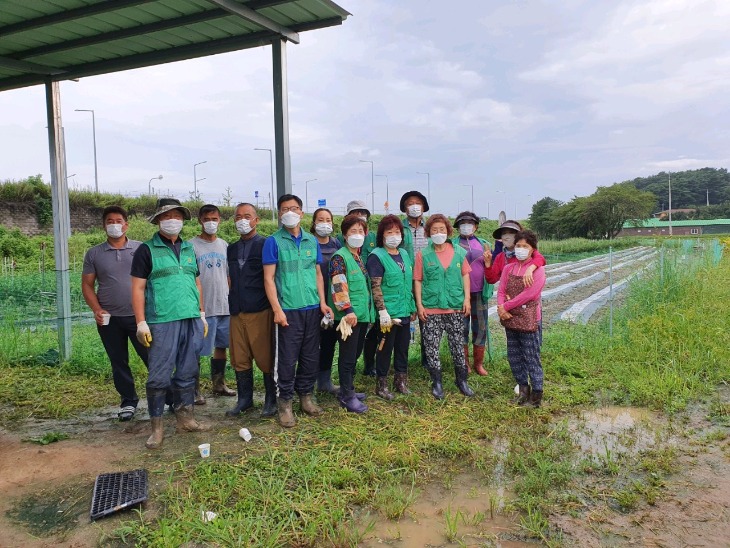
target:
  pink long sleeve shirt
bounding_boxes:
[497,260,546,321]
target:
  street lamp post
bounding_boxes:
[668,171,673,236]
[462,184,474,211]
[496,190,507,216]
[416,171,431,204]
[375,174,389,212]
[193,161,206,200]
[255,148,276,221]
[148,175,163,195]
[360,160,374,213]
[74,109,98,193]
[305,178,317,213]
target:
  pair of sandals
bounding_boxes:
[118,406,136,422]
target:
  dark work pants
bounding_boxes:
[375,318,411,377]
[147,319,203,397]
[337,323,368,392]
[274,308,321,401]
[506,327,543,391]
[97,315,149,408]
[319,326,338,372]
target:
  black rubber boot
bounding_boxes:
[527,390,543,408]
[455,366,475,397]
[430,370,444,400]
[316,369,340,395]
[516,385,531,406]
[261,373,278,417]
[225,369,254,416]
[339,389,368,413]
[362,333,377,377]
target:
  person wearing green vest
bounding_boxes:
[328,214,375,413]
[338,199,378,377]
[452,211,493,376]
[414,214,475,399]
[366,214,417,400]
[131,198,211,450]
[263,194,334,428]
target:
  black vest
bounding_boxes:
[227,234,270,314]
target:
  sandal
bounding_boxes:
[118,406,135,421]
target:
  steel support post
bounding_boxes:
[272,39,292,204]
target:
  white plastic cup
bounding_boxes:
[101,313,111,325]
[239,428,252,442]
[198,443,211,458]
[514,384,520,395]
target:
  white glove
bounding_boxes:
[336,317,353,341]
[136,321,152,347]
[200,312,208,338]
[379,309,392,332]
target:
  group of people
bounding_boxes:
[82,189,547,450]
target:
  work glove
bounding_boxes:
[200,312,208,338]
[136,321,152,347]
[379,309,392,333]
[336,317,353,341]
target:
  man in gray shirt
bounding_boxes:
[82,206,149,421]
[191,204,235,401]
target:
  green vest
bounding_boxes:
[328,247,375,323]
[272,228,319,310]
[336,232,376,264]
[420,243,466,310]
[400,217,414,262]
[144,233,200,324]
[451,235,494,300]
[371,247,415,318]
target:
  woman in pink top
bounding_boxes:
[497,230,546,408]
[414,214,474,399]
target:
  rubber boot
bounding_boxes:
[175,404,212,432]
[278,398,296,428]
[339,389,369,413]
[516,384,531,406]
[430,370,444,400]
[455,366,475,397]
[473,345,488,376]
[261,373,278,417]
[338,388,368,401]
[375,376,394,401]
[393,372,411,395]
[225,369,254,416]
[362,334,377,377]
[145,390,167,449]
[211,358,236,396]
[527,390,543,408]
[464,345,472,374]
[299,393,324,416]
[194,363,206,405]
[317,369,340,395]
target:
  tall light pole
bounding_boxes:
[305,178,317,213]
[74,109,98,193]
[375,174,389,212]
[526,194,533,220]
[462,184,474,212]
[706,188,710,207]
[148,174,163,195]
[193,161,206,200]
[360,160,374,213]
[486,202,492,219]
[668,171,673,236]
[416,171,431,204]
[255,148,276,220]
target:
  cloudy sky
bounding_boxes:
[1,0,729,218]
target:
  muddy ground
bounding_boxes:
[1,391,727,547]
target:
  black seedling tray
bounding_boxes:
[90,469,148,520]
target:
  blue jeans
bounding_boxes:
[147,318,204,395]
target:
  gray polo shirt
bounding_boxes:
[82,238,141,316]
[191,236,230,317]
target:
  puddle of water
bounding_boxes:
[571,406,658,459]
[358,472,531,547]
[6,482,91,537]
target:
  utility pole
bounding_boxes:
[360,160,374,213]
[668,171,673,236]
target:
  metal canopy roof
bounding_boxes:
[0,0,349,92]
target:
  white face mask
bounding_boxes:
[159,219,183,236]
[315,223,333,237]
[106,223,124,238]
[459,224,475,236]
[347,234,365,249]
[431,233,448,245]
[515,247,530,261]
[203,221,218,235]
[281,211,300,229]
[407,204,422,218]
[501,234,516,248]
[235,219,253,235]
[385,235,402,249]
